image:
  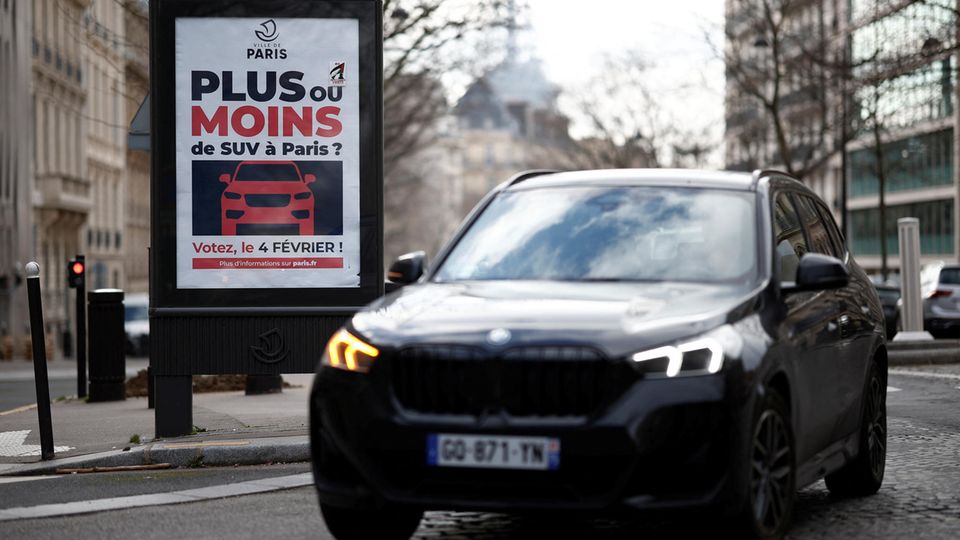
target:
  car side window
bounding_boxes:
[793,195,836,258]
[773,193,806,283]
[813,201,845,258]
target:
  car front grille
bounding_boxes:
[390,345,636,418]
[245,194,291,207]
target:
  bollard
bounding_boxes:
[25,262,55,460]
[245,374,283,395]
[894,218,933,341]
[87,289,127,401]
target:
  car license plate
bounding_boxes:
[426,433,560,470]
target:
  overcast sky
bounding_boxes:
[524,0,726,164]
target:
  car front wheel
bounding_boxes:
[733,389,795,540]
[320,502,423,540]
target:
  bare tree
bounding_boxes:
[382,0,510,176]
[562,52,714,169]
[845,19,956,278]
[719,0,837,180]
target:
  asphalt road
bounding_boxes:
[0,380,76,412]
[1,370,958,539]
[0,358,148,412]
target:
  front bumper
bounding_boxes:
[310,362,752,515]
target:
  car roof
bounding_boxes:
[505,169,762,192]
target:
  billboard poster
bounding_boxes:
[175,17,360,288]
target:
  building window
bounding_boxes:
[849,129,953,197]
[850,199,954,256]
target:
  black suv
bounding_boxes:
[310,169,887,540]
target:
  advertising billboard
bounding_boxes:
[150,0,382,385]
[176,17,361,289]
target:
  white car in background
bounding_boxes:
[124,293,149,357]
[920,262,960,337]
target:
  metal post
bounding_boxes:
[75,254,87,398]
[894,218,933,341]
[25,262,55,460]
[62,281,72,358]
[155,376,192,437]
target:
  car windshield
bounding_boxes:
[434,185,758,284]
[125,304,148,321]
[234,164,301,181]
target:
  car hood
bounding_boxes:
[352,280,760,356]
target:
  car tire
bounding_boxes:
[320,503,423,540]
[825,361,886,497]
[732,389,795,540]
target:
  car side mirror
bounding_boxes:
[304,174,317,184]
[219,173,231,184]
[784,253,849,293]
[386,251,426,292]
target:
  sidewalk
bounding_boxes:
[0,361,313,476]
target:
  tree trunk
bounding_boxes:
[871,104,889,281]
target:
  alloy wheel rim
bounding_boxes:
[751,409,792,534]
[866,375,887,479]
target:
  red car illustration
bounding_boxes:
[220,161,316,236]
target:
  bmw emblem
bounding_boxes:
[487,328,512,345]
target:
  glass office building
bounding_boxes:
[846,0,957,266]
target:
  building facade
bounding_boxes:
[31,0,92,356]
[0,0,146,358]
[844,0,958,274]
[725,0,960,276]
[0,0,34,357]
[123,1,149,294]
[454,57,572,215]
[83,0,127,291]
[724,0,842,217]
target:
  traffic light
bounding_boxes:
[67,258,85,288]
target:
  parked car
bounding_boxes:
[124,292,149,357]
[871,281,900,340]
[220,160,316,236]
[310,169,887,540]
[920,262,960,337]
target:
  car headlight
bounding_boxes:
[630,325,742,378]
[323,329,379,373]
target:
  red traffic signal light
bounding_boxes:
[67,258,85,288]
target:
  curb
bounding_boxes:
[888,340,960,366]
[0,435,310,476]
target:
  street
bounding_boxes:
[1,369,958,539]
[0,359,148,413]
